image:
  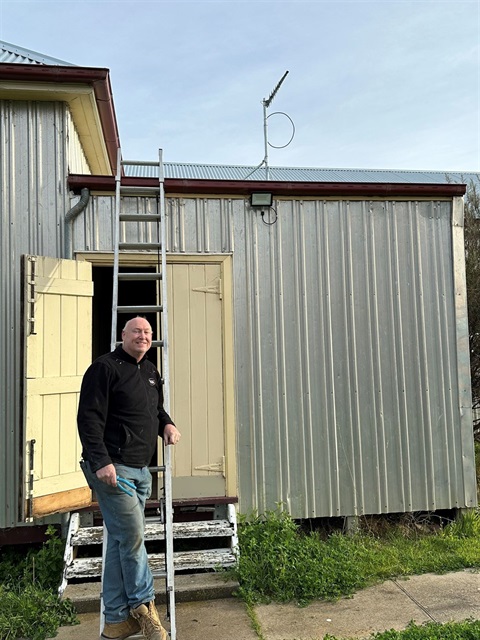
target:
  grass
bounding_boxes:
[1,504,480,639]
[324,619,480,639]
[233,508,480,607]
[0,526,78,640]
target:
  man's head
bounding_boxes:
[122,316,153,362]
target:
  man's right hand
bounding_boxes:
[96,463,117,486]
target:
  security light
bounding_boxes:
[250,192,273,208]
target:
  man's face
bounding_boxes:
[122,318,153,361]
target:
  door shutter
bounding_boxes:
[23,255,93,519]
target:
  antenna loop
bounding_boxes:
[266,111,295,149]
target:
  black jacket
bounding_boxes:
[77,346,174,472]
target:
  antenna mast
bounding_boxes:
[263,70,289,180]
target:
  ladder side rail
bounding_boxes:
[159,148,170,413]
[159,148,176,640]
[102,146,123,636]
[110,149,122,351]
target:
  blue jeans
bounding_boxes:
[81,461,155,623]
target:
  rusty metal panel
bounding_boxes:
[0,100,70,527]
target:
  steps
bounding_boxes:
[59,504,238,601]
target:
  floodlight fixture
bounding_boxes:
[250,192,273,208]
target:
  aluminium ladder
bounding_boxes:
[101,148,176,639]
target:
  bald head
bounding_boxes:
[122,317,153,361]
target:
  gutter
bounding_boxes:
[67,174,467,199]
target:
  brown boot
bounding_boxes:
[131,601,167,640]
[100,615,141,639]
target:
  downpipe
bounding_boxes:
[65,188,90,259]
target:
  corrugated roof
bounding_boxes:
[0,40,74,66]
[124,161,479,185]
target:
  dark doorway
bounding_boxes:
[91,265,159,361]
[91,265,163,496]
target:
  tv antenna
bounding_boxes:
[245,70,295,180]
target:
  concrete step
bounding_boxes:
[62,572,239,614]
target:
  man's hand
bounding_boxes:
[163,423,181,445]
[96,463,117,486]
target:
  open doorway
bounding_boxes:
[91,265,164,497]
[91,265,159,359]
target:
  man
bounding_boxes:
[77,316,181,640]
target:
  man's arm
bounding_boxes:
[77,361,113,473]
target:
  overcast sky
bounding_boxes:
[0,0,478,171]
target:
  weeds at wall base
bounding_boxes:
[233,508,480,607]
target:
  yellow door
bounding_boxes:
[167,262,229,499]
[23,255,93,519]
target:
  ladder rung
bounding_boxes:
[122,159,158,167]
[119,242,162,251]
[118,273,162,281]
[114,340,163,347]
[117,305,163,314]
[151,570,167,579]
[119,214,162,222]
[119,186,160,195]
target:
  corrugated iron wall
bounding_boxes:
[74,194,476,518]
[234,197,475,517]
[0,100,73,527]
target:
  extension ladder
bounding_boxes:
[101,148,176,639]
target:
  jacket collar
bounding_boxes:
[113,345,148,366]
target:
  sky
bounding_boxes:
[0,0,479,172]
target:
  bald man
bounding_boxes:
[78,316,181,640]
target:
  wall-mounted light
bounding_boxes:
[249,192,277,225]
[250,192,273,208]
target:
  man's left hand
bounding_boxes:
[163,423,181,445]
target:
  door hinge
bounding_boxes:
[26,438,36,522]
[26,256,37,336]
[194,456,225,477]
[192,276,222,299]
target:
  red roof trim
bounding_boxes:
[0,64,119,173]
[68,174,467,197]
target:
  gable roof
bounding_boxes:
[0,42,117,174]
[0,40,74,66]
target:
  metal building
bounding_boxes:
[0,41,477,531]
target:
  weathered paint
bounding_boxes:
[23,256,93,518]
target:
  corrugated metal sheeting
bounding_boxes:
[234,197,474,517]
[125,161,479,186]
[0,40,74,66]
[74,194,476,519]
[0,100,72,528]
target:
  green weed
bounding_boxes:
[0,526,78,640]
[324,619,480,639]
[234,509,480,606]
[0,584,78,640]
